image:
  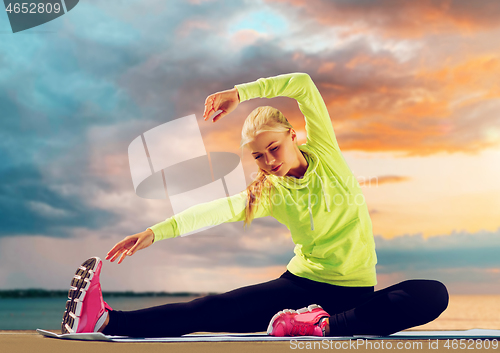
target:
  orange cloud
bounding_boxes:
[416,56,500,99]
[173,39,500,158]
[358,175,411,187]
[199,50,500,157]
[307,53,500,156]
[345,54,395,70]
[318,61,336,73]
[266,0,500,38]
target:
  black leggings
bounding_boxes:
[102,270,449,338]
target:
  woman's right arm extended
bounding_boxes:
[107,190,270,264]
[106,228,155,264]
[150,189,271,239]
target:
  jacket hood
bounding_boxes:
[266,144,331,231]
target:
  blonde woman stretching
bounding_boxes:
[61,72,448,337]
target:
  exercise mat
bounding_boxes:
[36,328,500,342]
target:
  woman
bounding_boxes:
[61,72,449,337]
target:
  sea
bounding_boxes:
[0,295,202,330]
[1,295,500,331]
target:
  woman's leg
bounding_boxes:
[325,279,449,336]
[101,270,370,337]
[101,271,308,337]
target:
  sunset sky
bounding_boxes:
[1,0,499,295]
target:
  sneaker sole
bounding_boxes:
[61,257,101,334]
[266,304,323,335]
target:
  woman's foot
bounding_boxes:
[61,257,113,334]
[267,304,330,337]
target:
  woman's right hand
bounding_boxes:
[203,87,240,123]
[105,228,155,264]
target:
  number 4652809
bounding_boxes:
[444,339,498,350]
[5,2,62,14]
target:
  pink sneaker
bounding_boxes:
[61,257,113,334]
[267,304,330,337]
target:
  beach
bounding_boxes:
[2,330,499,353]
[1,294,499,352]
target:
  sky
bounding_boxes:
[0,0,499,295]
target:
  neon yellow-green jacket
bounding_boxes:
[150,72,377,287]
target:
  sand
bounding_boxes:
[3,330,500,353]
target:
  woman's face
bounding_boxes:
[248,129,297,176]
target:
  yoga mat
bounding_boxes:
[36,328,500,342]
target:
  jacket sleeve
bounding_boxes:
[234,72,340,154]
[148,188,272,242]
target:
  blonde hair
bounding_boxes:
[239,106,294,230]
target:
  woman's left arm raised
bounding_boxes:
[234,72,340,154]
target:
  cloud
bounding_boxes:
[0,217,294,292]
[374,227,500,272]
[358,175,411,186]
[372,227,500,293]
[0,222,499,293]
[0,0,499,295]
[0,164,117,237]
[161,35,500,157]
[265,0,500,38]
